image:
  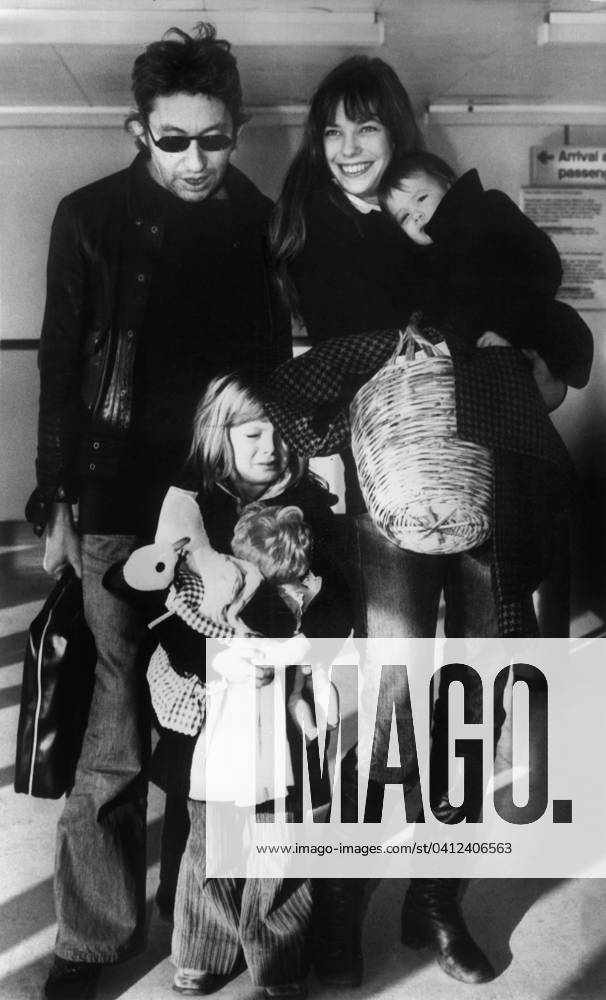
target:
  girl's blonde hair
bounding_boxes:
[232,503,313,583]
[189,372,307,492]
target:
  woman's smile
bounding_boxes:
[339,162,374,177]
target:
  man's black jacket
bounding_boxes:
[27,155,291,534]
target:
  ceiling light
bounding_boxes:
[538,11,606,45]
[0,4,384,46]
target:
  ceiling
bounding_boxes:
[0,1,605,116]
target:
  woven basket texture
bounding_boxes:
[350,329,494,554]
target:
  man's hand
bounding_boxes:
[522,349,568,412]
[43,502,82,579]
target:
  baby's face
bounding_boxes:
[385,171,447,245]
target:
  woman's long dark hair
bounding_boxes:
[270,56,423,312]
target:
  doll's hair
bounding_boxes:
[378,151,457,211]
[188,372,306,492]
[231,503,313,583]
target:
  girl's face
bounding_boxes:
[228,419,289,499]
[323,100,393,204]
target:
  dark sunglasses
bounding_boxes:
[147,125,234,154]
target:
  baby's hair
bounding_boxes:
[379,151,458,212]
[231,504,313,584]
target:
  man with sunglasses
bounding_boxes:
[27,23,290,999]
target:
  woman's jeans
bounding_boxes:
[54,534,148,963]
[353,514,498,639]
[350,515,503,813]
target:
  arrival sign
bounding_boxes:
[531,146,606,187]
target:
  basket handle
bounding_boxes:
[388,322,443,366]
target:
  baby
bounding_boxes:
[379,150,591,403]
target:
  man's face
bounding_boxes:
[142,92,236,202]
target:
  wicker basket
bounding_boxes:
[350,326,493,555]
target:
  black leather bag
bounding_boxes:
[14,567,96,798]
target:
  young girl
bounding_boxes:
[119,372,352,998]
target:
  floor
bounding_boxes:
[1,522,605,1000]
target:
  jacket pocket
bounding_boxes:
[81,326,112,416]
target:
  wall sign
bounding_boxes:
[521,187,606,311]
[531,146,606,187]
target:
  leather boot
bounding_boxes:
[401,878,494,984]
[312,878,364,987]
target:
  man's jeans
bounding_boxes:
[54,534,148,962]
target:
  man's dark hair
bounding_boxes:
[129,22,247,127]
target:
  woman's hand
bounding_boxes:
[43,502,82,579]
[476,331,512,349]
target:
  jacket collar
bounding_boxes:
[424,168,484,243]
[217,470,295,509]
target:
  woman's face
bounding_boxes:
[229,419,289,498]
[323,100,393,204]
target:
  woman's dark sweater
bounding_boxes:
[289,185,421,342]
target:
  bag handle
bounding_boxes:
[387,321,444,367]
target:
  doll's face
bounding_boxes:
[229,419,289,499]
[385,171,448,245]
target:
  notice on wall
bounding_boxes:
[521,187,606,310]
[531,146,606,187]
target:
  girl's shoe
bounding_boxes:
[263,984,307,998]
[173,968,231,995]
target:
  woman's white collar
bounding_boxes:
[338,185,382,214]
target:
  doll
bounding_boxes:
[122,487,339,806]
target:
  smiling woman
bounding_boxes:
[270,55,422,347]
[269,53,505,991]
